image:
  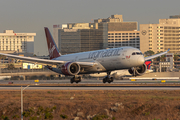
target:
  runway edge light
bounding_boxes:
[161,80,166,83]
[34,79,39,82]
[131,79,136,81]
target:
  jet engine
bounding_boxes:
[128,63,147,76]
[61,62,80,76]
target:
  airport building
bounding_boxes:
[0,30,36,54]
[94,15,139,49]
[108,31,140,49]
[169,15,180,19]
[55,23,108,55]
[140,18,180,54]
[53,14,139,54]
[53,25,61,48]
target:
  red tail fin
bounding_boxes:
[145,60,152,69]
[44,27,60,59]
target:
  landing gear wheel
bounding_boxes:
[108,77,113,83]
[70,76,82,84]
[102,71,113,83]
[103,76,114,83]
[111,77,113,82]
[76,77,81,83]
[70,78,74,84]
[103,78,106,83]
[103,71,111,83]
[78,77,81,82]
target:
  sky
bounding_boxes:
[0,0,180,56]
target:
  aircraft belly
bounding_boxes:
[96,56,122,70]
[79,61,106,74]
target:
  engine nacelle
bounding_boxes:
[128,63,147,76]
[61,62,80,76]
[135,63,147,76]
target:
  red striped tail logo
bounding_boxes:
[145,60,152,69]
[44,27,60,59]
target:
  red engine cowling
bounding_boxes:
[61,62,80,76]
[128,63,147,76]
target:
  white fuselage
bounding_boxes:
[90,69,153,79]
[53,47,145,74]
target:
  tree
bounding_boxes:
[0,55,6,64]
[6,64,15,70]
[144,50,155,56]
[174,54,179,61]
[160,55,166,62]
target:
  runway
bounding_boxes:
[0,79,180,90]
[1,79,180,84]
[0,85,180,90]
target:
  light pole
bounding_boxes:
[21,85,30,120]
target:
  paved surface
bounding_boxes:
[0,79,180,90]
[0,71,58,76]
[0,86,180,90]
[1,79,180,84]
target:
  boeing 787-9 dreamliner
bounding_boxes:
[0,27,169,83]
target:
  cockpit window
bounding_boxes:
[136,52,140,55]
[132,52,143,55]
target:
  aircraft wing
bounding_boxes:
[0,52,96,67]
[144,49,170,61]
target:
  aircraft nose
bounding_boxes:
[137,56,145,65]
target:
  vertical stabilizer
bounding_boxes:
[145,60,152,69]
[44,27,61,59]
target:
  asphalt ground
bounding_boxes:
[0,79,180,90]
[0,85,180,90]
[1,79,180,85]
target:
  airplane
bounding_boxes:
[0,27,169,83]
[89,60,153,79]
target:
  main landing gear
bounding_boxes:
[70,76,81,83]
[103,71,113,83]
